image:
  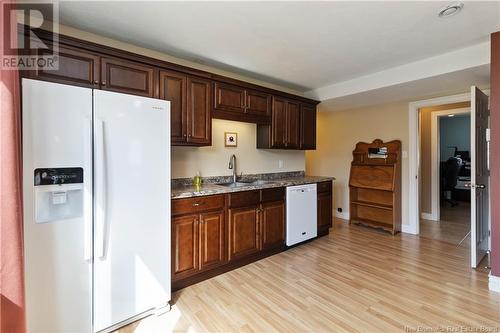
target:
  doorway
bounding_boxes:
[408,87,491,268]
[419,107,471,247]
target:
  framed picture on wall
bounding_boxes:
[224,132,238,147]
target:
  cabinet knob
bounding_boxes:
[93,80,99,85]
[101,81,106,86]
[183,134,187,137]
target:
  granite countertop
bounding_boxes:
[171,174,335,199]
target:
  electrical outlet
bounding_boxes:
[278,160,284,169]
[337,208,342,213]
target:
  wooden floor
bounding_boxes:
[420,202,470,247]
[117,219,500,333]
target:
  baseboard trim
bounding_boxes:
[402,224,417,235]
[420,212,438,221]
[489,274,500,293]
[335,211,350,221]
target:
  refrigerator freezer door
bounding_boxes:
[93,90,171,332]
[22,79,93,332]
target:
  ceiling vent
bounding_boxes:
[438,2,464,18]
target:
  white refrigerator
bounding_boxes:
[22,78,171,333]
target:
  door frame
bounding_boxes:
[408,90,489,235]
[428,107,470,222]
[408,92,471,235]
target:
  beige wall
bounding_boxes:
[53,24,306,178]
[419,102,470,214]
[305,101,409,226]
[172,119,305,178]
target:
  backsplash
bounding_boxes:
[171,119,305,178]
[171,171,305,187]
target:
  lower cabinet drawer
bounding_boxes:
[172,194,224,216]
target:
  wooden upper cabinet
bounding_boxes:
[260,201,285,250]
[187,76,211,145]
[212,82,271,123]
[101,57,156,97]
[285,100,300,149]
[271,97,287,148]
[246,89,271,117]
[229,206,260,261]
[214,83,246,114]
[172,214,199,281]
[300,104,317,150]
[159,70,187,144]
[199,211,225,271]
[31,44,100,88]
[257,97,313,150]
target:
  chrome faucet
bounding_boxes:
[228,154,237,183]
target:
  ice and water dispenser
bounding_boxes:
[34,168,84,223]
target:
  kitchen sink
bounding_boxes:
[217,180,274,188]
[217,181,253,188]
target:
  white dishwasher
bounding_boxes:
[286,183,317,246]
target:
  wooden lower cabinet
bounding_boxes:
[317,181,333,236]
[228,206,260,260]
[261,201,285,250]
[199,211,225,271]
[172,197,226,282]
[172,214,199,280]
[317,192,332,236]
[171,186,305,290]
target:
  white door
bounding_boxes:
[470,86,490,268]
[93,90,171,332]
[22,79,93,332]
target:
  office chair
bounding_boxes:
[441,156,462,207]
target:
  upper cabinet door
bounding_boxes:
[286,100,300,149]
[32,44,100,88]
[159,70,187,144]
[101,57,157,97]
[246,90,271,117]
[187,76,211,145]
[300,103,317,150]
[214,83,246,113]
[271,97,287,148]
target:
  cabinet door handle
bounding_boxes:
[193,202,205,207]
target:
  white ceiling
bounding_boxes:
[58,1,500,104]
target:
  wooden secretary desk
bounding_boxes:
[348,139,401,235]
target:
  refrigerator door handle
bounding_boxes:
[95,119,106,259]
[84,117,92,261]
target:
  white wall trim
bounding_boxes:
[307,42,490,101]
[402,223,417,235]
[489,274,500,293]
[420,212,436,221]
[408,92,472,235]
[335,211,350,221]
[429,108,470,222]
